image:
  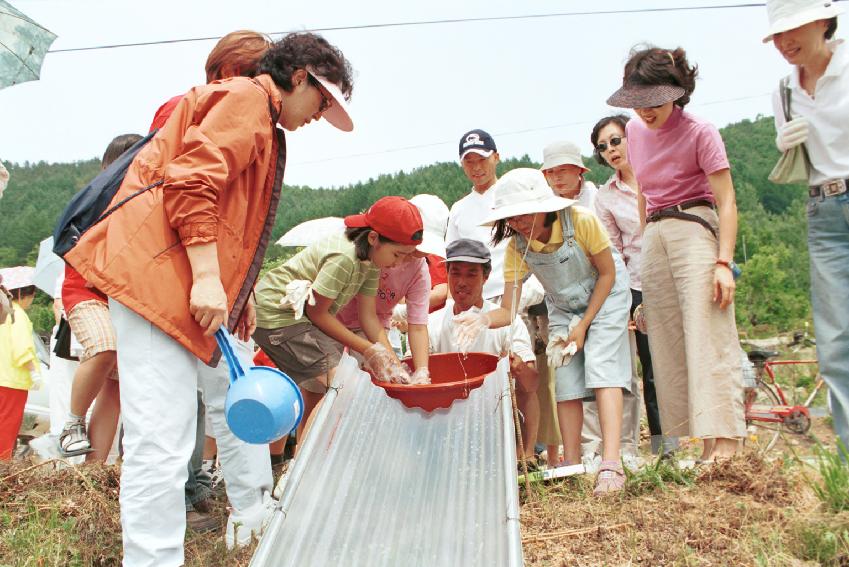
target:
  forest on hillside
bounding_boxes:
[0,115,810,336]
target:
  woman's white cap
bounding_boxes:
[409,194,449,257]
[307,66,354,132]
[541,140,590,173]
[479,168,575,226]
[763,0,844,43]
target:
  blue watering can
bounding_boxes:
[215,328,304,444]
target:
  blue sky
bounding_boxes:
[0,0,840,188]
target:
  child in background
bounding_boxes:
[254,196,424,446]
[58,134,143,460]
[0,268,41,460]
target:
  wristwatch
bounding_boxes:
[716,259,742,280]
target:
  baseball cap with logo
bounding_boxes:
[344,196,424,246]
[458,129,497,160]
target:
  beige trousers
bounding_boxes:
[527,314,561,446]
[641,207,745,439]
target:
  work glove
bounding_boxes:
[30,372,43,391]
[409,366,431,385]
[633,303,647,334]
[452,310,491,354]
[278,280,315,320]
[545,331,578,368]
[518,275,545,312]
[775,117,809,152]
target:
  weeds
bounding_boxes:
[810,441,849,513]
[624,456,697,496]
[790,515,849,565]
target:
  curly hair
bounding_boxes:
[257,32,354,99]
[590,114,630,166]
[622,46,698,108]
[205,30,272,83]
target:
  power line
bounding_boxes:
[47,2,769,54]
[290,92,773,166]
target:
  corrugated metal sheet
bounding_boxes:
[251,354,523,567]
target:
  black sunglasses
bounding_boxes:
[596,136,624,153]
[307,74,332,113]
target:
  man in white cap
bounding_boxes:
[764,0,849,450]
[447,129,509,302]
[541,140,598,210]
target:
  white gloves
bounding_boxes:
[364,343,411,384]
[518,275,545,313]
[776,117,809,153]
[545,315,581,368]
[452,310,491,354]
[30,372,43,391]
[409,366,431,385]
[633,304,647,334]
[278,280,315,320]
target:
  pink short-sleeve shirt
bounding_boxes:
[626,106,730,215]
[336,256,431,330]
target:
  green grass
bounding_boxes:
[810,441,849,513]
[624,456,698,496]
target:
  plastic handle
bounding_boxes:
[214,328,244,384]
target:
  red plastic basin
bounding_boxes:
[371,352,499,412]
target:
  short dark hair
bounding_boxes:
[345,227,393,261]
[491,211,558,246]
[447,260,492,278]
[257,32,354,100]
[621,46,698,108]
[12,285,36,300]
[825,17,838,40]
[590,114,630,166]
[102,134,143,168]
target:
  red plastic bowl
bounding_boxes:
[371,352,499,412]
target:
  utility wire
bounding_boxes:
[47,2,770,54]
[291,92,773,166]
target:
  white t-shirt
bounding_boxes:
[446,188,508,300]
[428,299,535,362]
[575,181,598,210]
[772,40,849,186]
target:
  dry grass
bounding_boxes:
[1,419,847,566]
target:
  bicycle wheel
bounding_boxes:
[744,378,783,454]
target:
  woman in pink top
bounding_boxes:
[607,46,744,462]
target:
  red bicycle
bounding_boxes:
[744,349,823,453]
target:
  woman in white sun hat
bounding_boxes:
[540,140,598,210]
[455,167,632,495]
[764,0,848,450]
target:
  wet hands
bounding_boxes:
[190,275,228,337]
[409,366,431,385]
[452,310,491,354]
[776,117,808,152]
[364,343,411,384]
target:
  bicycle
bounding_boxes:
[744,349,824,453]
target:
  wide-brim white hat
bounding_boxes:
[409,194,449,257]
[307,67,354,132]
[763,0,845,43]
[480,168,575,226]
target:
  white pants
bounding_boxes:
[110,299,272,567]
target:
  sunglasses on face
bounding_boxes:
[307,75,332,113]
[595,136,624,153]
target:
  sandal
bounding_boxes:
[59,421,93,457]
[593,460,625,496]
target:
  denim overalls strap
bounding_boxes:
[513,208,598,318]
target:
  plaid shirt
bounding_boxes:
[594,173,643,291]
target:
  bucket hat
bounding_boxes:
[479,168,574,226]
[763,0,844,43]
[606,83,686,109]
[307,66,354,132]
[409,194,449,257]
[541,141,590,172]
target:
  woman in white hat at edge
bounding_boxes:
[765,0,849,450]
[455,168,632,495]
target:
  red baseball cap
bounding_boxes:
[344,196,424,246]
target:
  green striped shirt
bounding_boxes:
[255,234,379,328]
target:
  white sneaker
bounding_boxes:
[225,491,277,550]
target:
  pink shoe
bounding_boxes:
[593,460,625,496]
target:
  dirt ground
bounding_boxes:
[1,418,846,566]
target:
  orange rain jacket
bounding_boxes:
[65,75,287,364]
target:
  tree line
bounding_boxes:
[0,115,810,336]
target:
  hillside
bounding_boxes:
[0,115,811,334]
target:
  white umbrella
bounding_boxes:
[33,236,63,297]
[276,217,345,248]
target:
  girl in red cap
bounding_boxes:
[254,196,424,449]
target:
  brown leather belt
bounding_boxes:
[646,199,717,237]
[809,178,848,198]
